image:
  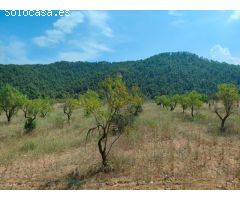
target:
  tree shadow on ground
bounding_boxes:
[39,164,102,190]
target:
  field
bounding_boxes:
[1,102,240,189]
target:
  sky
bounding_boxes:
[1,10,240,65]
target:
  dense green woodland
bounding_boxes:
[1,52,240,99]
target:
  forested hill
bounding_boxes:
[1,51,240,99]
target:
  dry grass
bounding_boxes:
[1,102,240,189]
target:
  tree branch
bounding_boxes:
[215,109,223,120]
[106,132,122,158]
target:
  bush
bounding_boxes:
[54,115,65,129]
[20,140,37,152]
[129,104,143,116]
[24,118,36,133]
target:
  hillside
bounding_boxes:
[0,52,240,99]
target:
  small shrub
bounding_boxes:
[24,118,36,133]
[54,115,65,129]
[20,140,37,152]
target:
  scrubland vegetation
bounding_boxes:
[2,52,240,99]
[1,75,240,189]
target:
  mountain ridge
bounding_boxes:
[0,51,240,99]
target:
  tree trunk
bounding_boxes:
[215,110,229,132]
[7,116,11,123]
[191,106,194,117]
[220,117,228,131]
[98,131,109,170]
[221,119,225,131]
[101,151,108,167]
[6,112,11,123]
[67,114,71,123]
[23,110,27,118]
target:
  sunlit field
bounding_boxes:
[1,102,240,189]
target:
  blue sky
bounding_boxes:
[1,10,240,64]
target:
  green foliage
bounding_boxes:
[54,115,65,129]
[201,94,209,103]
[23,99,42,132]
[23,99,52,132]
[216,84,239,106]
[178,94,189,113]
[83,76,143,169]
[80,90,101,117]
[24,99,42,118]
[155,95,171,109]
[128,86,144,116]
[0,84,26,123]
[155,90,204,116]
[186,91,204,117]
[100,76,131,109]
[39,99,53,118]
[24,118,37,133]
[169,94,180,111]
[1,52,240,99]
[215,83,239,130]
[155,94,179,111]
[63,98,80,121]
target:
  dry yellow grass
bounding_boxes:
[1,102,240,189]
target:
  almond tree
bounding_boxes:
[215,83,239,131]
[81,76,143,171]
[23,99,41,132]
[0,85,26,123]
[186,91,203,117]
[178,94,189,113]
[63,98,80,122]
[39,99,53,118]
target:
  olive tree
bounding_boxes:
[215,83,239,131]
[0,85,26,123]
[81,76,143,171]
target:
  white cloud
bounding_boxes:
[33,11,113,48]
[85,11,113,37]
[33,30,64,47]
[33,11,85,47]
[228,11,240,22]
[210,44,240,65]
[0,40,55,64]
[53,12,84,33]
[31,11,113,62]
[0,11,113,63]
[59,40,112,61]
[0,40,32,64]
